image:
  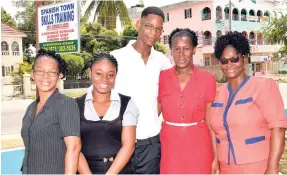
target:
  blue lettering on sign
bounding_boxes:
[41,3,75,26]
[41,14,54,26]
[41,6,59,15]
[60,3,75,11]
[54,11,74,24]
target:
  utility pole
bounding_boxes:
[36,0,44,98]
[36,0,44,53]
[229,0,232,32]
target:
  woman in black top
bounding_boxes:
[21,49,81,174]
[77,53,138,174]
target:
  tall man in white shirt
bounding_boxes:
[110,6,172,174]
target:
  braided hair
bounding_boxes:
[168,28,198,49]
[32,49,67,79]
[82,53,118,74]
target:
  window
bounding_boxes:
[249,32,255,45]
[184,8,192,19]
[204,57,210,66]
[216,6,222,20]
[12,41,20,56]
[2,66,11,77]
[164,13,169,22]
[163,35,169,44]
[202,7,211,20]
[216,30,222,38]
[203,31,212,45]
[1,41,9,56]
[224,7,230,20]
[232,8,239,21]
[241,9,247,21]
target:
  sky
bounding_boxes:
[1,0,186,19]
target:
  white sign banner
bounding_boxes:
[251,55,269,62]
[38,0,80,53]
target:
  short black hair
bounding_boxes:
[169,28,198,49]
[214,31,251,59]
[82,53,118,74]
[33,49,67,79]
[141,6,164,21]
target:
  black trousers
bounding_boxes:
[132,134,161,174]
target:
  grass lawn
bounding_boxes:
[64,89,86,98]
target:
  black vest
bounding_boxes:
[75,93,131,158]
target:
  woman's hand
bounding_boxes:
[264,167,278,174]
[211,159,220,174]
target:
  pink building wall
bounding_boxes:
[128,0,282,67]
[162,1,214,39]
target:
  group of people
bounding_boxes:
[21,6,287,174]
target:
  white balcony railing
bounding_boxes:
[12,52,20,56]
[2,51,9,56]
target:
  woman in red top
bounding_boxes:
[158,28,219,174]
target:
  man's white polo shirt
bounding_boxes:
[111,40,172,140]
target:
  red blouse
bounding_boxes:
[158,65,216,123]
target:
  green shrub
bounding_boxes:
[278,70,287,74]
[61,54,84,76]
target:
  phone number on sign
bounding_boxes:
[42,45,76,52]
[58,45,76,52]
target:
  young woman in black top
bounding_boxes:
[77,53,138,174]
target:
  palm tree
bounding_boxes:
[81,0,131,30]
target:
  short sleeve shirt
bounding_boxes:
[158,65,216,123]
[211,76,287,134]
[21,89,80,174]
[210,76,287,164]
[110,40,172,139]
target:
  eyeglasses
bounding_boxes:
[219,56,240,65]
[141,21,164,33]
[33,69,59,77]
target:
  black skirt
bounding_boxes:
[87,157,133,174]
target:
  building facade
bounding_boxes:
[1,22,26,84]
[129,0,286,76]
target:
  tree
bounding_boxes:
[80,18,122,54]
[121,25,138,46]
[263,15,287,45]
[82,0,130,30]
[1,8,17,28]
[154,42,167,54]
[262,14,287,58]
[85,30,121,54]
[80,18,103,52]
[12,1,55,51]
[61,54,84,76]
[12,62,33,77]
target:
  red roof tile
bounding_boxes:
[1,22,26,37]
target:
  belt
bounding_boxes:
[165,120,204,127]
[136,134,160,146]
[86,156,114,163]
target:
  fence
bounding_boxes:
[64,76,91,89]
[1,76,23,98]
[17,74,90,97]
